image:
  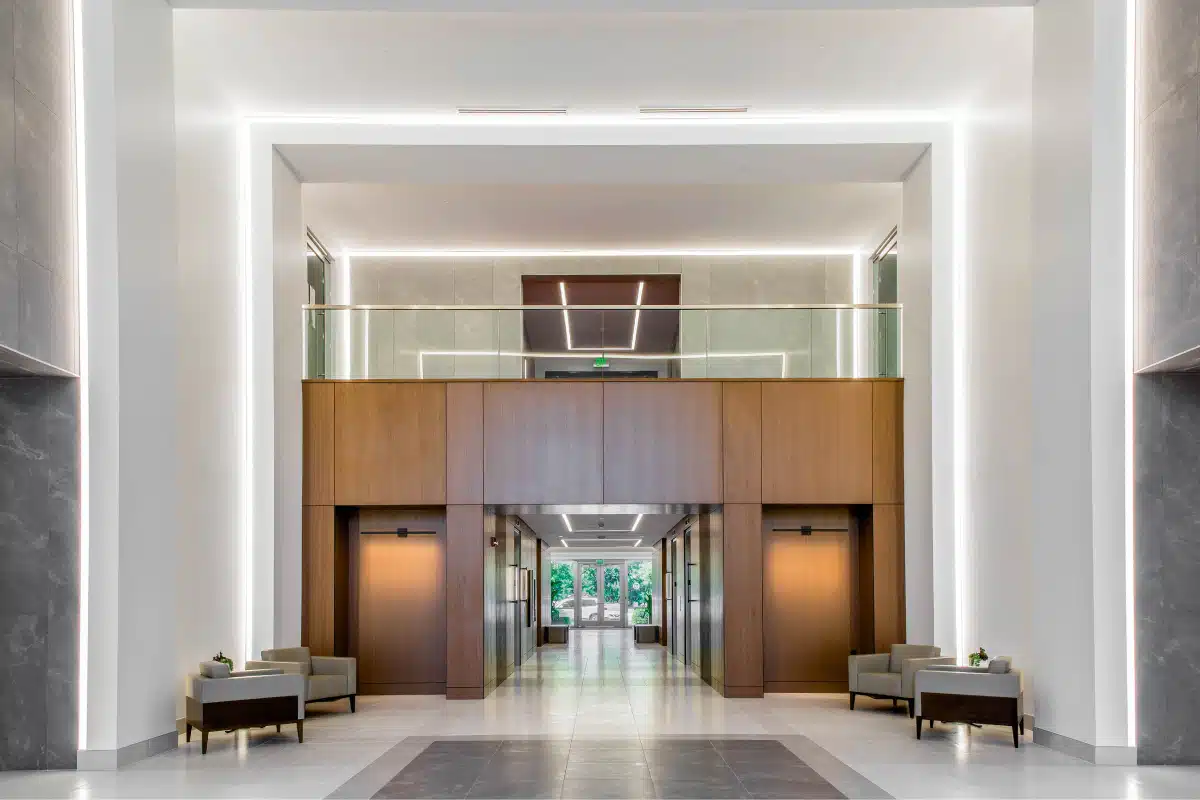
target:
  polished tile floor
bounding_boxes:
[2,629,1199,799]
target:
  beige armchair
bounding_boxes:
[247,646,357,712]
[848,644,955,717]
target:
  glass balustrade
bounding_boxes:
[302,305,901,380]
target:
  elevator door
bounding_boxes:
[763,526,852,692]
[354,533,447,694]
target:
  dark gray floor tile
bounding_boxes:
[649,762,740,783]
[374,775,476,800]
[655,778,750,799]
[425,741,505,756]
[500,740,572,755]
[399,755,492,777]
[565,761,651,780]
[567,748,649,765]
[560,777,657,799]
[465,777,561,799]
[645,751,732,779]
[739,775,845,800]
[641,740,718,752]
[729,765,829,783]
[712,740,792,755]
[486,759,569,783]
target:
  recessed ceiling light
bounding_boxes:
[457,107,568,115]
[639,106,750,114]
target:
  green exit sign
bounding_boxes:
[593,357,609,369]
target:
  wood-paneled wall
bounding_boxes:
[334,383,446,505]
[722,504,763,697]
[761,382,874,504]
[301,378,907,700]
[483,383,604,504]
[310,378,902,508]
[603,382,722,503]
[446,505,485,699]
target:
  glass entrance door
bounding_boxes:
[577,561,625,627]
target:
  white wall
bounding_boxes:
[172,8,243,714]
[273,153,305,648]
[961,6,1035,693]
[899,148,935,647]
[1029,0,1132,760]
[82,0,180,762]
[174,5,1035,706]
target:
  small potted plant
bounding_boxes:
[968,647,989,667]
[211,651,234,671]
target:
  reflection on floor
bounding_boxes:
[1,629,1199,799]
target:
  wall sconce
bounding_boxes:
[360,528,436,538]
[772,526,850,536]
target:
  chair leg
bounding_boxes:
[276,724,281,733]
[908,700,915,719]
[849,692,856,710]
[893,698,898,708]
[185,723,192,743]
[1020,717,1025,735]
[349,695,356,713]
[916,717,922,739]
[1012,722,1020,748]
[929,719,934,729]
[201,731,209,755]
[297,720,304,744]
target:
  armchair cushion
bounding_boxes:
[888,644,941,673]
[261,647,312,675]
[312,656,357,695]
[847,653,890,693]
[308,673,349,702]
[857,671,901,698]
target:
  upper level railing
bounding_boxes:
[303,304,902,380]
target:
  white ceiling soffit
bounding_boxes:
[518,513,684,547]
[279,143,928,185]
[302,182,901,251]
[171,1,1033,9]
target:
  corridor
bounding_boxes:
[4,630,1200,799]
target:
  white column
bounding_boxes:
[1029,0,1132,763]
[79,0,180,768]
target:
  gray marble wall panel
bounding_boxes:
[1135,373,1200,764]
[0,377,78,770]
[1137,0,1200,370]
[0,0,75,374]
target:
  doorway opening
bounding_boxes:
[549,558,653,628]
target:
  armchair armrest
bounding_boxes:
[232,667,283,677]
[312,656,357,694]
[848,653,890,691]
[187,672,306,718]
[901,656,956,698]
[247,659,308,676]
